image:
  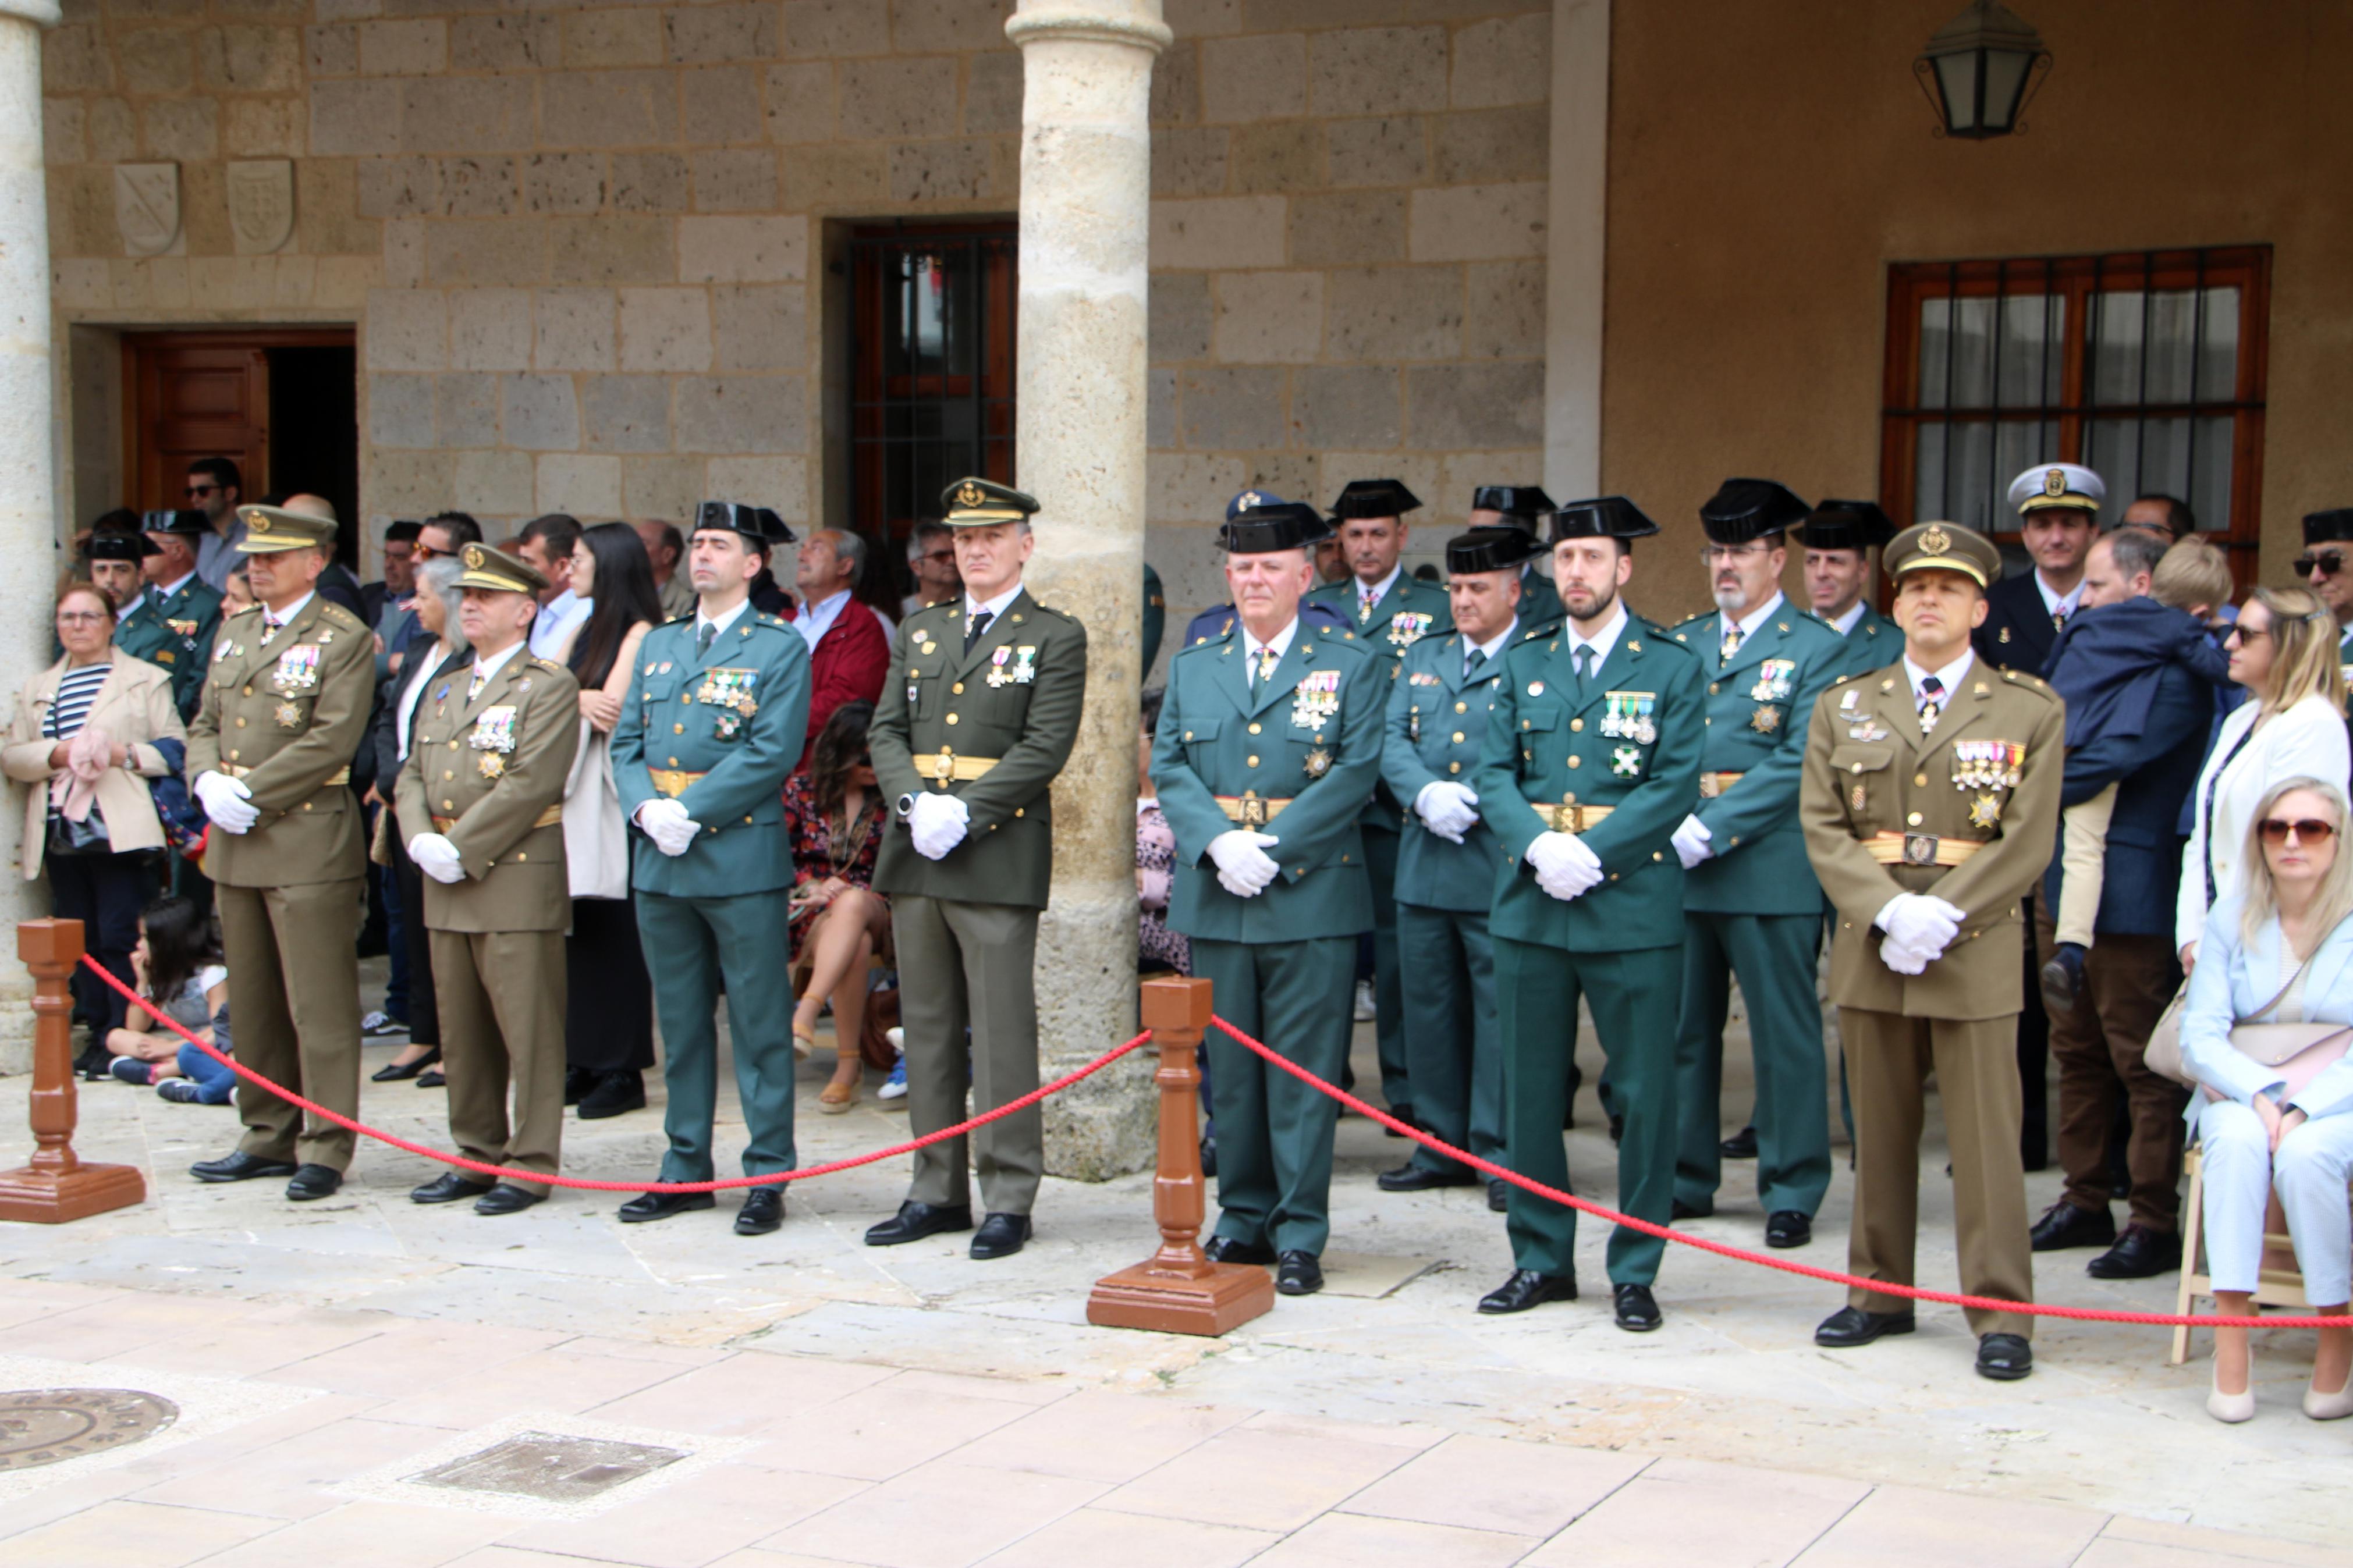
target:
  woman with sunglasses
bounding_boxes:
[2178,586,2349,976]
[2181,777,2353,1421]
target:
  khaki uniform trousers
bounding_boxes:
[893,895,1042,1216]
[1842,1006,2035,1338]
[218,878,364,1172]
[431,928,567,1197]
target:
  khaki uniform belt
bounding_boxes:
[1216,792,1291,827]
[912,752,1000,786]
[649,769,706,797]
[1697,770,1745,799]
[1542,802,1614,833]
[1865,830,1983,868]
[221,763,349,787]
[432,804,562,834]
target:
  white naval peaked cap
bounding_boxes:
[2005,462,2105,516]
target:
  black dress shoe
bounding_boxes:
[1814,1305,1915,1347]
[2028,1200,2116,1252]
[1375,1164,1476,1193]
[1199,1132,1217,1178]
[2038,942,2087,1014]
[1275,1250,1323,1295]
[1204,1235,1277,1265]
[1478,1269,1577,1314]
[564,1065,594,1105]
[1607,1113,1624,1144]
[1719,1125,1759,1160]
[77,1046,112,1081]
[863,1200,974,1246]
[1976,1332,2033,1380]
[971,1212,1032,1259]
[1486,1179,1508,1213]
[1671,1197,1710,1221]
[190,1151,296,1184]
[410,1171,493,1204]
[286,1164,343,1201]
[415,1069,445,1089]
[372,1047,442,1084]
[2086,1223,2181,1279]
[1765,1210,1812,1249]
[577,1070,647,1120]
[475,1185,544,1216]
[734,1187,785,1235]
[1612,1282,1662,1332]
[617,1189,716,1223]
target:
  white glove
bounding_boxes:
[906,791,971,861]
[1671,813,1714,869]
[193,770,258,834]
[1877,893,1967,963]
[1879,934,1931,976]
[1207,830,1282,898]
[1414,780,1480,844]
[1526,831,1603,901]
[406,832,466,884]
[636,797,702,857]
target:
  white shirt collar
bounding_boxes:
[797,588,852,649]
[1242,617,1299,667]
[1826,599,1867,636]
[261,591,315,628]
[1903,648,1976,705]
[156,571,197,600]
[1728,590,1785,641]
[698,596,753,640]
[1355,565,1402,610]
[964,581,1024,625]
[1465,618,1518,666]
[114,592,144,623]
[2033,571,2085,618]
[1566,602,1630,667]
[471,638,528,682]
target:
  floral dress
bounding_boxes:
[780,771,886,965]
[1137,797,1190,973]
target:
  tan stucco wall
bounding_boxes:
[1602,0,2353,621]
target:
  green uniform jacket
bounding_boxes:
[1798,659,2066,1021]
[185,595,374,889]
[116,578,223,723]
[1380,619,1549,913]
[1828,602,1900,679]
[1474,614,1703,952]
[1152,618,1383,943]
[869,588,1088,911]
[1305,571,1452,829]
[1663,600,1848,916]
[612,607,811,899]
[394,649,581,934]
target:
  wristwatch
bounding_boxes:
[896,791,917,820]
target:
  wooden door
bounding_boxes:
[123,329,354,513]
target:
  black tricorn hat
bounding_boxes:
[1447,528,1543,575]
[140,509,211,538]
[1471,485,1555,522]
[1796,499,1896,552]
[1700,478,1811,544]
[1330,478,1422,520]
[2304,509,2353,546]
[87,531,161,561]
[1219,502,1325,556]
[1549,496,1659,544]
[694,500,796,550]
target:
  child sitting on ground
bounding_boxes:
[2039,535,2235,1007]
[104,895,234,1103]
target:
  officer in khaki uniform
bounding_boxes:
[184,507,375,1200]
[395,545,581,1215]
[1801,521,2065,1382]
[864,478,1088,1261]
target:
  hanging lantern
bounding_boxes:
[1915,1,2052,140]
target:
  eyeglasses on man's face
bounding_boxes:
[185,483,219,499]
[2295,552,2347,578]
[917,550,954,566]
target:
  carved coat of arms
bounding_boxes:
[227,161,294,255]
[113,164,180,257]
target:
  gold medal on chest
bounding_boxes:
[1303,746,1333,780]
[273,701,301,729]
[478,752,505,780]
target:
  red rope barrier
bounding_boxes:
[1210,1015,2353,1333]
[77,955,1151,1194]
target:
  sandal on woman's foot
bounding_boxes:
[819,1071,861,1115]
[793,1022,817,1061]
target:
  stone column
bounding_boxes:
[1006,0,1170,1180]
[0,0,62,1075]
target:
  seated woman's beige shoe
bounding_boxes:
[2301,1376,2353,1420]
[2208,1359,2256,1424]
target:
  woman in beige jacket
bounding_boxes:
[5,579,186,1062]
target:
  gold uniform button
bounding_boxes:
[1907,811,1923,826]
[1914,773,1929,787]
[442,770,453,780]
[449,740,458,751]
[441,799,453,810]
[668,756,679,765]
[744,815,753,824]
[1570,718,1583,732]
[1247,755,1259,767]
[1248,722,1261,734]
[516,852,527,862]
[674,723,684,733]
[946,713,959,726]
[242,684,253,696]
[302,801,312,811]
[1014,807,1024,818]
[235,717,246,728]
[1455,702,1467,714]
[952,682,964,694]
[1850,762,1864,774]
[1568,755,1581,769]
[229,749,239,760]
[1709,682,1719,695]
[1449,761,1461,774]
[1450,731,1464,744]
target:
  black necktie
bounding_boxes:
[1573,644,1593,701]
[1465,646,1488,681]
[1918,674,1944,734]
[966,609,993,652]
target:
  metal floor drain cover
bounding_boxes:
[0,1388,180,1471]
[411,1431,688,1503]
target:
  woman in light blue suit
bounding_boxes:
[2182,776,2353,1423]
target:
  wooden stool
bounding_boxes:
[2171,1142,2329,1364]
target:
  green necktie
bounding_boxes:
[697,622,716,658]
[1573,644,1593,702]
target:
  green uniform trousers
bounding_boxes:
[1364,823,1409,1111]
[636,888,799,1182]
[219,878,363,1172]
[892,895,1042,1216]
[431,927,567,1197]
[1193,936,1356,1257]
[1673,911,1833,1218]
[1396,901,1502,1176]
[1496,936,1680,1286]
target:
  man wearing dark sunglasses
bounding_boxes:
[186,456,245,593]
[2296,509,2353,673]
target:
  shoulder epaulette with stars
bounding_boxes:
[227,602,262,618]
[1999,669,2061,702]
[531,657,563,672]
[1670,610,1710,630]
[757,614,790,631]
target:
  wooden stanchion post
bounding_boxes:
[0,920,146,1222]
[1086,976,1275,1335]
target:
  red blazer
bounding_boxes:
[799,598,890,770]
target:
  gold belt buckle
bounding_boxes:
[1546,801,1578,832]
[1902,832,1940,867]
[1237,790,1268,829]
[932,749,956,785]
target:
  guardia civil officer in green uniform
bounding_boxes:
[1154,501,1386,1296]
[863,478,1088,1261]
[1468,486,1564,629]
[1473,496,1703,1331]
[185,507,375,1201]
[83,529,160,655]
[1304,479,1451,1128]
[395,545,581,1215]
[611,501,812,1236]
[1378,527,1551,1211]
[1662,480,1848,1249]
[115,511,223,721]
